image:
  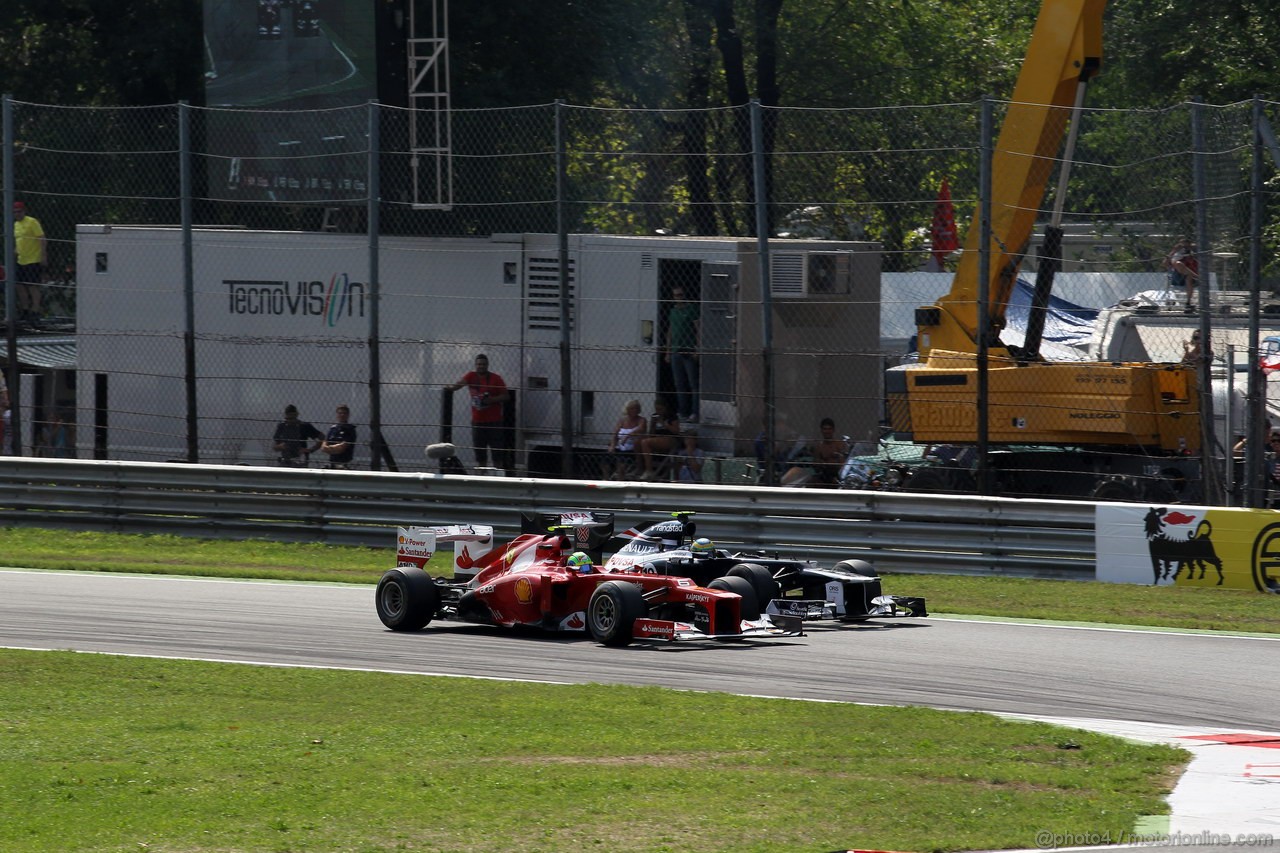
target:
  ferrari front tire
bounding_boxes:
[587,581,646,647]
[375,567,441,631]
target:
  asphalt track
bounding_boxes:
[3,569,1279,852]
[1,570,1274,730]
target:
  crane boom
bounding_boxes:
[919,0,1105,356]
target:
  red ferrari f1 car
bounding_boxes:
[510,510,926,625]
[375,521,803,646]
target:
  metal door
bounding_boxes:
[700,263,737,408]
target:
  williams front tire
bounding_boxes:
[708,575,760,620]
[728,563,781,612]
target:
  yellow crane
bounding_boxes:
[887,0,1206,500]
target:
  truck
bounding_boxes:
[73,227,882,472]
[885,0,1249,503]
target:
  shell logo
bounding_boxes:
[514,576,534,604]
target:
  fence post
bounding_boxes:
[3,94,20,457]
[1245,96,1266,507]
[751,99,776,485]
[367,100,395,471]
[180,101,198,463]
[976,95,993,495]
[1190,99,1222,504]
[556,99,573,477]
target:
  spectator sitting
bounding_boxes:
[1181,331,1205,366]
[754,413,806,482]
[37,410,74,458]
[603,399,646,480]
[638,397,680,481]
[1234,419,1272,454]
[1163,237,1199,310]
[675,428,706,483]
[319,404,357,469]
[810,417,849,486]
[272,404,323,467]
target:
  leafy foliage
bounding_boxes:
[0,0,202,105]
[2,1,1265,113]
[1101,1,1280,107]
[3,1,1277,257]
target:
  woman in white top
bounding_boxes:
[603,399,647,479]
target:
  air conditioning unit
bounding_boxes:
[769,252,852,297]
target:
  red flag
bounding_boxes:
[930,178,959,267]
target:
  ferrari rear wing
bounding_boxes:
[396,524,495,579]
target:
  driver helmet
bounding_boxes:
[690,537,715,558]
[566,551,594,573]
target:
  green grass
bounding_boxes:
[0,525,1250,851]
[0,650,1186,853]
[899,573,1280,635]
[4,527,1278,634]
[0,527,384,583]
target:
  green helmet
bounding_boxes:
[566,551,593,572]
[691,537,715,557]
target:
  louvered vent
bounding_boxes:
[769,252,852,297]
[526,256,577,331]
[770,253,806,296]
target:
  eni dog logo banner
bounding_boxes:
[1096,505,1280,592]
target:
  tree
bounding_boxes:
[0,1,201,105]
[1100,2,1280,107]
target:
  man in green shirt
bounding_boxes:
[665,287,700,423]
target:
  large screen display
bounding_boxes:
[203,0,378,202]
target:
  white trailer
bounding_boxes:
[75,227,882,471]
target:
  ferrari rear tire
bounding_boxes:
[728,563,781,612]
[708,575,760,620]
[588,581,647,647]
[375,567,441,631]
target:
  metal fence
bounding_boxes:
[2,96,1278,504]
[0,458,1096,580]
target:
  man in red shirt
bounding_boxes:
[446,353,510,471]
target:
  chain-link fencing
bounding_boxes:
[3,96,1279,505]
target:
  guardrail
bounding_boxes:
[0,459,1097,579]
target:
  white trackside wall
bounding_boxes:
[75,226,882,468]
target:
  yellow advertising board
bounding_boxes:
[1096,505,1280,593]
